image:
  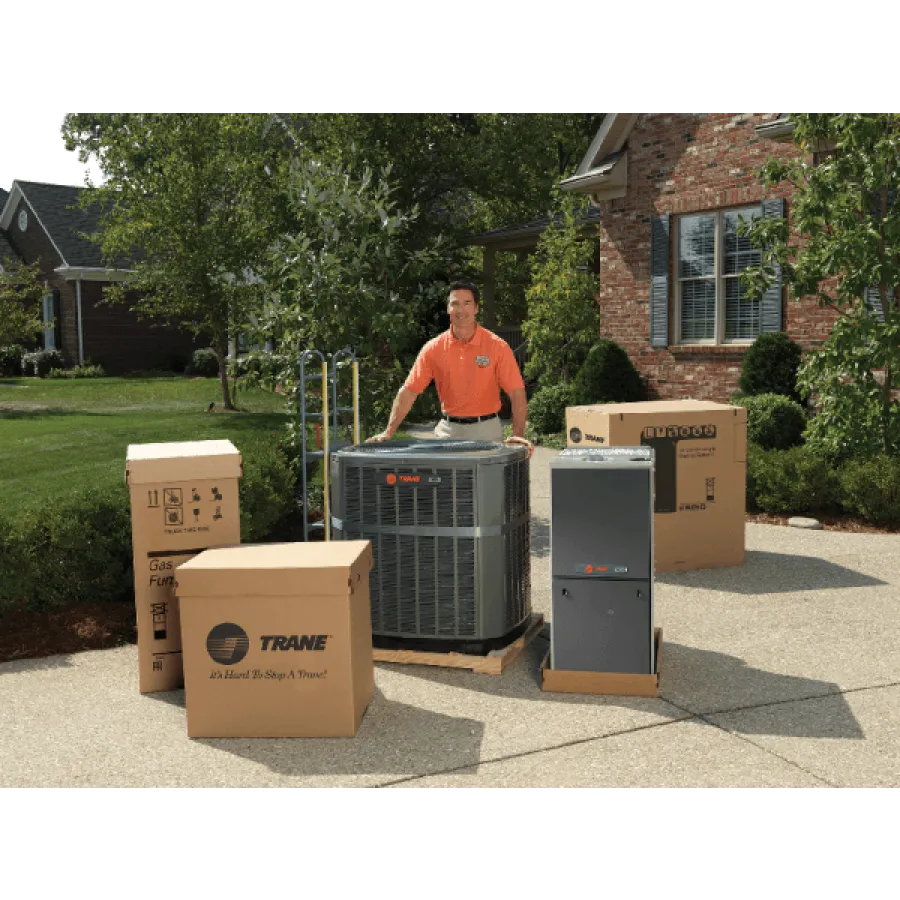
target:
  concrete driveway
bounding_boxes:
[1,444,898,787]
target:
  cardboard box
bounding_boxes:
[126,440,242,694]
[565,400,747,572]
[541,628,662,698]
[175,541,375,738]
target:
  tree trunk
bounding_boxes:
[216,341,234,410]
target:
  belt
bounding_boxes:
[442,412,499,424]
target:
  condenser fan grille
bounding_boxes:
[346,529,477,637]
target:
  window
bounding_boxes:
[42,292,56,350]
[676,206,762,344]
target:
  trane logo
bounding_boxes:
[569,428,604,444]
[385,473,440,485]
[642,424,717,440]
[260,635,329,651]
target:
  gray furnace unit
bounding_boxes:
[550,447,655,675]
[331,439,531,655]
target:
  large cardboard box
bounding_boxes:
[175,541,375,738]
[126,440,242,694]
[565,400,747,572]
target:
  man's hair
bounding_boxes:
[447,280,480,306]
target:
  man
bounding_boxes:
[368,281,533,457]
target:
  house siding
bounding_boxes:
[79,281,199,374]
[594,113,840,401]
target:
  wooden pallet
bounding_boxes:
[373,614,545,675]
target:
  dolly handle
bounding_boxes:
[322,361,330,541]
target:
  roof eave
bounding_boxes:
[755,117,795,141]
[54,265,134,282]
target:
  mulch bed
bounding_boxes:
[746,512,899,534]
[0,601,137,665]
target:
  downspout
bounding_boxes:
[76,279,85,365]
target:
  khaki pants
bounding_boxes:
[432,416,504,442]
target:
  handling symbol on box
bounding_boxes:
[191,488,201,502]
[166,508,184,526]
[193,508,201,523]
[211,487,222,501]
[164,488,183,507]
[213,506,223,521]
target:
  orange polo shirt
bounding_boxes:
[404,324,525,417]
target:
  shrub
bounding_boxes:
[0,487,134,613]
[0,437,298,614]
[732,393,807,450]
[746,442,839,515]
[188,347,220,377]
[739,332,803,402]
[21,348,64,377]
[839,455,900,526]
[45,364,107,379]
[528,382,575,435]
[0,344,26,377]
[239,439,298,542]
[571,339,645,407]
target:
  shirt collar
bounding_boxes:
[448,323,481,347]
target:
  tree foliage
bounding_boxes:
[0,259,44,348]
[522,193,601,386]
[62,113,287,408]
[241,154,445,445]
[739,114,900,457]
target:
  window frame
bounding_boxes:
[674,205,762,346]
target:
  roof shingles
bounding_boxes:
[14,181,130,269]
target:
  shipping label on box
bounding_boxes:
[126,441,242,694]
[565,401,747,572]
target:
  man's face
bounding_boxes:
[447,289,478,328]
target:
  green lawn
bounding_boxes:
[0,376,292,516]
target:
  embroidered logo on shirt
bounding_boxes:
[475,355,490,367]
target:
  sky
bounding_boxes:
[0,0,884,185]
[0,112,102,191]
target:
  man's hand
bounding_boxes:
[366,430,393,443]
[505,434,534,460]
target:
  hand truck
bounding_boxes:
[298,346,360,541]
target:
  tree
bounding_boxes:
[740,114,900,458]
[522,192,601,386]
[0,259,44,347]
[242,154,445,446]
[62,114,287,408]
[295,114,603,326]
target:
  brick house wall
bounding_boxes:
[4,196,79,365]
[79,281,199,374]
[595,113,841,401]
[4,194,200,374]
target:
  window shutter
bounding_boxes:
[650,214,670,347]
[759,197,785,333]
[864,190,892,321]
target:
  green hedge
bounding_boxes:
[0,437,299,615]
[528,382,574,435]
[747,443,839,515]
[571,339,645,407]
[733,393,807,450]
[839,455,900,526]
[739,331,803,402]
[746,443,900,527]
